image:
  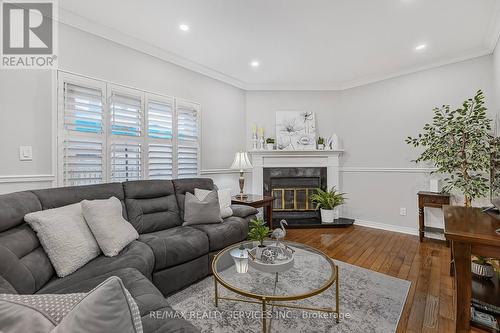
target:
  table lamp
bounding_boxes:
[230,151,253,199]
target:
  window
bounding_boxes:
[147,96,174,180]
[57,72,200,186]
[176,100,200,179]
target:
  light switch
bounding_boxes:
[19,146,33,161]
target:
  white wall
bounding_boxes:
[246,55,495,233]
[0,23,248,194]
[494,41,500,112]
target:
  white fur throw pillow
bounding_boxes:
[25,203,100,277]
[81,197,139,257]
[195,188,233,218]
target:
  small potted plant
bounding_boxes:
[248,218,271,258]
[317,137,325,150]
[265,138,275,150]
[310,187,346,223]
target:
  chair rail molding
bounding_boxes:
[0,174,55,184]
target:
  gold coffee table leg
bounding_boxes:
[214,277,219,307]
[262,298,267,333]
[335,266,340,323]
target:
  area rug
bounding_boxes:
[166,260,410,333]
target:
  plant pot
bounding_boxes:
[317,144,325,150]
[255,244,267,260]
[320,208,335,223]
[471,260,495,279]
[266,143,274,150]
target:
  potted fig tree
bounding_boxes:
[248,218,271,258]
[310,187,346,223]
[406,90,499,278]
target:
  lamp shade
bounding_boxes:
[230,151,253,170]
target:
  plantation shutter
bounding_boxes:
[109,89,144,182]
[61,81,105,186]
[147,98,174,179]
[110,142,142,182]
[176,100,200,178]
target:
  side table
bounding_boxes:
[231,194,275,228]
[417,191,451,244]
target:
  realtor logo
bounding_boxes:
[1,0,58,69]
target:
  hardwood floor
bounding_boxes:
[285,225,485,333]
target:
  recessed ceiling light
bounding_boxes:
[179,24,190,32]
[415,44,427,51]
[250,60,260,68]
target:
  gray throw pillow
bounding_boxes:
[183,191,222,226]
[81,197,139,257]
[24,203,100,277]
[195,188,233,219]
[0,276,142,333]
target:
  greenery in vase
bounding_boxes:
[317,137,325,145]
[266,138,275,144]
[405,90,492,207]
[310,187,346,210]
[248,218,271,246]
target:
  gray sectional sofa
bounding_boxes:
[0,178,258,333]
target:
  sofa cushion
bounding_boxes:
[231,204,259,219]
[191,216,249,252]
[38,241,154,294]
[38,268,168,317]
[123,180,182,234]
[25,203,101,277]
[0,224,54,294]
[0,191,41,232]
[32,183,127,219]
[172,178,215,220]
[139,227,209,271]
[0,191,53,295]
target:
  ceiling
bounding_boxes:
[59,0,500,90]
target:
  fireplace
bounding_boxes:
[263,167,327,225]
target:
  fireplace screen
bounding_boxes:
[272,188,316,211]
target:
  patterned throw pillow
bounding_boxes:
[0,277,143,333]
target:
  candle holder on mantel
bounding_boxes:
[252,133,258,150]
[258,136,265,150]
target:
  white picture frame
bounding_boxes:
[276,111,316,150]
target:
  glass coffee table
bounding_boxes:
[212,240,339,333]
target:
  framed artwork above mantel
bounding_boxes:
[276,111,317,150]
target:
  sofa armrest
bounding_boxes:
[230,205,258,218]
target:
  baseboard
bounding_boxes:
[354,218,418,236]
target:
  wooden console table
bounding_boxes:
[418,191,450,243]
[444,206,500,333]
[231,195,275,228]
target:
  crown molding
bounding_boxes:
[484,0,500,52]
[58,6,500,92]
[57,7,247,90]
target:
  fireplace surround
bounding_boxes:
[250,150,353,227]
[263,167,327,224]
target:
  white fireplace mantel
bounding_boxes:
[249,149,344,195]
